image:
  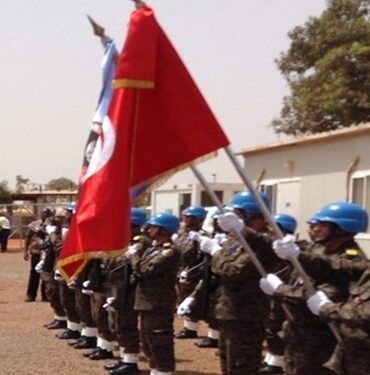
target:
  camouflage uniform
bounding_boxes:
[212,230,280,375]
[131,240,181,373]
[276,240,366,375]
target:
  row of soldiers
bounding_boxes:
[25,192,370,375]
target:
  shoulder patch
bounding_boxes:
[133,235,141,243]
[161,248,174,257]
[346,249,359,257]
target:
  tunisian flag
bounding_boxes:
[57,5,229,280]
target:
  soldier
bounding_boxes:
[259,213,298,375]
[261,201,367,375]
[0,212,11,252]
[23,207,53,302]
[199,191,281,375]
[131,212,181,375]
[55,204,82,341]
[174,205,209,340]
[104,207,150,375]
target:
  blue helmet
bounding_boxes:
[183,205,207,220]
[273,213,297,234]
[64,202,76,212]
[131,207,147,227]
[308,202,368,234]
[229,191,270,215]
[148,212,180,234]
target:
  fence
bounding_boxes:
[0,203,69,247]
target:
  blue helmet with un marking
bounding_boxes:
[148,212,180,234]
[273,213,297,234]
[183,205,207,220]
[131,207,147,227]
[229,191,270,214]
[308,202,368,234]
[64,202,76,212]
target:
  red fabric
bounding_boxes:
[57,5,229,280]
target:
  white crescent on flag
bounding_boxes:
[80,115,116,184]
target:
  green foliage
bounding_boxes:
[272,0,370,135]
[45,177,77,191]
[0,180,12,203]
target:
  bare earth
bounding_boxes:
[0,242,219,375]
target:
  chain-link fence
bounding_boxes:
[0,203,69,247]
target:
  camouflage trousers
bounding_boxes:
[139,311,175,372]
[58,281,80,323]
[283,321,336,375]
[218,319,265,375]
[75,288,95,327]
[332,342,370,375]
[45,278,65,318]
[90,293,114,341]
[265,297,285,356]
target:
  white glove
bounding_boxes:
[67,280,76,289]
[259,274,283,296]
[171,233,179,243]
[46,225,56,235]
[273,234,300,260]
[179,270,188,284]
[53,270,63,281]
[125,245,138,258]
[81,280,94,295]
[103,297,116,312]
[307,291,332,315]
[218,212,244,233]
[214,232,227,245]
[177,297,195,317]
[199,238,222,256]
[188,231,203,242]
[35,260,45,273]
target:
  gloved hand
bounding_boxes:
[214,232,227,245]
[171,233,179,243]
[273,234,300,260]
[125,245,138,259]
[179,270,188,284]
[67,280,76,289]
[307,291,332,315]
[82,280,94,295]
[103,297,116,312]
[35,254,45,273]
[199,238,222,256]
[218,212,244,233]
[259,274,283,296]
[46,225,56,235]
[188,231,203,243]
[53,269,63,281]
[177,297,195,317]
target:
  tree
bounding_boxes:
[0,180,12,203]
[272,0,370,136]
[45,177,77,191]
[15,175,30,193]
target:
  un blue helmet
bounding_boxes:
[131,207,147,227]
[148,212,180,234]
[308,202,368,234]
[183,205,207,220]
[273,213,297,234]
[64,202,76,212]
[229,191,270,215]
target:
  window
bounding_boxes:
[260,183,277,214]
[200,190,223,207]
[351,174,370,212]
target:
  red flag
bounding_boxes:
[57,5,229,280]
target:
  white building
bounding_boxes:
[237,123,370,254]
[151,182,244,217]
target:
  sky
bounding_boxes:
[0,0,327,188]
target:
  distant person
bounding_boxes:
[23,207,53,302]
[0,212,11,252]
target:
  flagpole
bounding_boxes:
[131,0,146,9]
[190,165,267,277]
[223,146,342,342]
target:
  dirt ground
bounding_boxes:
[0,242,220,375]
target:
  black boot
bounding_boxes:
[109,363,140,375]
[74,336,97,349]
[175,328,197,339]
[195,337,218,348]
[46,320,67,329]
[259,364,284,374]
[104,361,124,371]
[56,329,81,340]
[88,347,113,360]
